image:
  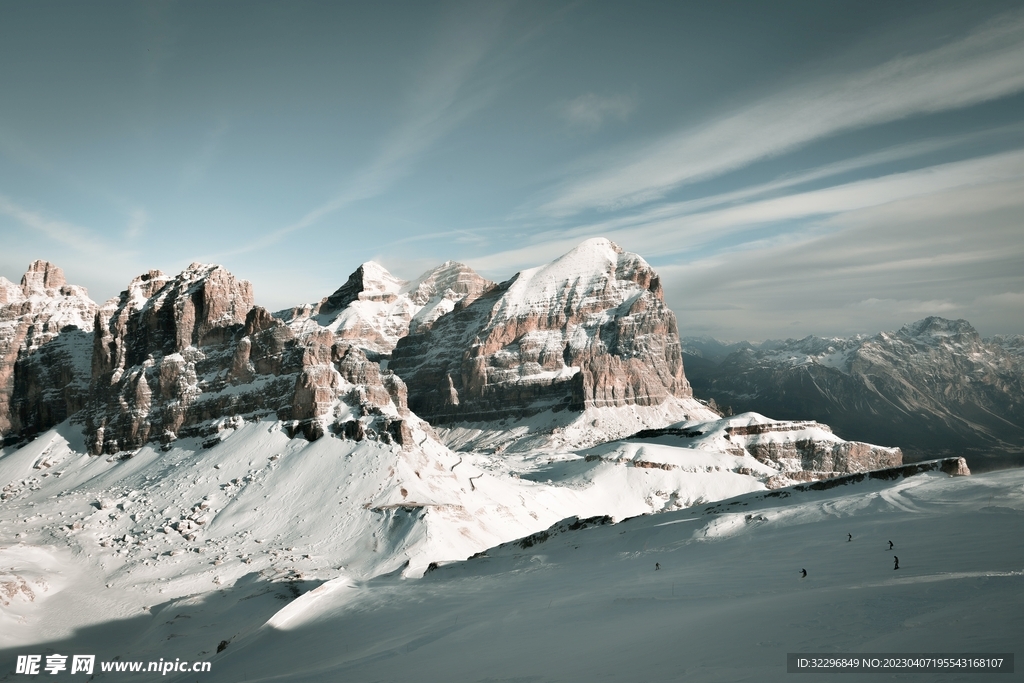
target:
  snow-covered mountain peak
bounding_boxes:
[404,260,479,301]
[684,317,1024,460]
[281,260,492,356]
[0,261,95,330]
[0,276,21,304]
[0,261,92,310]
[402,261,494,335]
[20,259,67,294]
[898,316,979,343]
[544,236,623,274]
[316,262,406,318]
[988,333,1024,358]
[745,335,863,373]
[361,260,404,283]
[493,238,657,321]
[350,261,406,298]
[390,239,697,436]
[1,262,97,441]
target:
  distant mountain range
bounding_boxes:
[682,319,1024,471]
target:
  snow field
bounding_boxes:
[196,469,1024,683]
[2,413,1019,682]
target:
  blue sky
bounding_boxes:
[1,1,1023,339]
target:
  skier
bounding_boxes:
[655,562,660,570]
[889,540,894,550]
[800,568,807,578]
[893,556,899,570]
[847,533,852,542]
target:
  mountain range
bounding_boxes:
[682,319,1024,471]
[0,238,1004,680]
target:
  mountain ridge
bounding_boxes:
[682,316,1024,470]
[1,241,907,485]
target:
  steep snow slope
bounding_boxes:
[0,409,808,648]
[434,397,720,453]
[0,411,908,665]
[0,405,909,655]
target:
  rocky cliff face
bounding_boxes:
[683,317,1024,469]
[88,264,260,452]
[390,238,692,423]
[279,260,493,358]
[629,412,903,487]
[0,261,96,444]
[86,263,415,454]
[1,246,911,480]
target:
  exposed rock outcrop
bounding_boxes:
[629,412,903,487]
[0,261,96,443]
[87,264,260,452]
[279,260,493,358]
[86,263,415,454]
[390,238,692,422]
[723,420,900,473]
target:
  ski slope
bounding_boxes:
[200,468,1024,683]
[2,457,1020,682]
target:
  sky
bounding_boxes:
[1,0,1022,340]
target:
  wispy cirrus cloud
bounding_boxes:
[230,3,512,257]
[655,171,1024,338]
[469,147,1024,278]
[852,298,960,314]
[535,10,1024,218]
[558,93,635,131]
[0,194,149,296]
[0,194,109,256]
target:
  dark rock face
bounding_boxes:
[0,261,96,444]
[683,317,1024,469]
[390,238,692,422]
[87,264,272,453]
[85,263,413,454]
